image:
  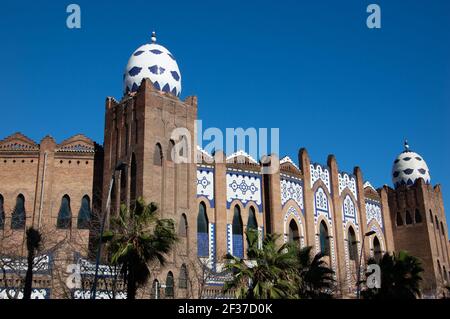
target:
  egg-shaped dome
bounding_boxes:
[392,141,431,188]
[123,32,181,97]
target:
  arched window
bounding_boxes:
[396,212,403,226]
[0,194,4,230]
[373,236,382,262]
[435,216,440,233]
[179,214,188,237]
[150,279,160,299]
[110,178,117,216]
[168,140,175,162]
[165,272,174,298]
[441,222,446,237]
[232,205,244,258]
[11,194,26,230]
[247,207,258,231]
[120,167,127,204]
[405,211,413,225]
[77,195,91,229]
[179,264,188,289]
[124,124,129,155]
[57,195,72,229]
[288,220,300,245]
[153,143,163,166]
[414,209,422,223]
[134,113,138,144]
[197,202,209,257]
[178,135,188,158]
[319,221,330,256]
[429,210,434,224]
[130,153,137,204]
[347,227,358,261]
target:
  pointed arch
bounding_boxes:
[405,211,413,225]
[232,205,244,258]
[197,202,209,257]
[414,209,422,223]
[396,212,403,226]
[347,226,358,261]
[288,219,300,246]
[179,213,188,237]
[153,143,163,166]
[168,139,175,162]
[165,272,174,298]
[319,220,330,256]
[150,279,160,299]
[77,195,91,229]
[247,206,258,231]
[57,195,72,229]
[179,264,188,289]
[11,194,26,230]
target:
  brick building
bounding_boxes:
[0,34,449,299]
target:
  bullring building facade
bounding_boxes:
[0,34,449,299]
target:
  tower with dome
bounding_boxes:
[0,34,448,299]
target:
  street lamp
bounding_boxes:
[90,161,127,299]
[356,230,376,299]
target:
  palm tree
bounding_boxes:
[223,229,298,299]
[103,198,177,299]
[295,246,335,299]
[23,227,42,300]
[362,251,423,299]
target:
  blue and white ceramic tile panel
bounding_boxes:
[0,254,52,275]
[0,288,50,299]
[338,172,358,200]
[310,163,331,193]
[365,199,384,230]
[209,223,216,271]
[280,173,304,211]
[232,232,244,259]
[72,290,127,299]
[283,205,306,248]
[124,39,182,96]
[314,187,332,222]
[226,224,233,255]
[342,195,361,291]
[342,195,359,229]
[313,187,337,273]
[226,169,262,211]
[75,255,119,278]
[197,231,209,258]
[197,166,215,208]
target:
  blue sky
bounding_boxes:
[1,1,449,223]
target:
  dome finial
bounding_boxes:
[151,31,157,44]
[404,139,410,151]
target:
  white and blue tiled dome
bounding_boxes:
[392,141,431,188]
[123,32,181,97]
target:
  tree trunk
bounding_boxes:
[126,265,136,300]
[23,251,34,299]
